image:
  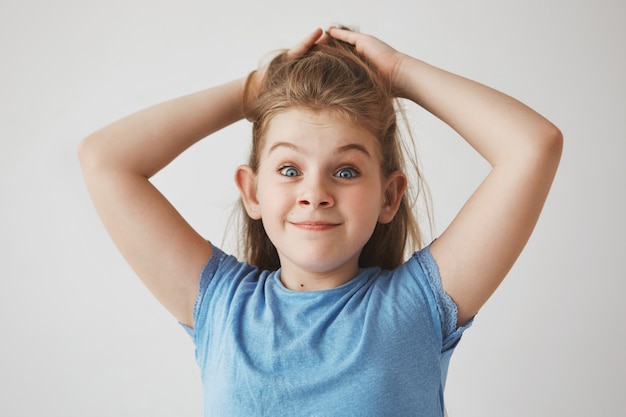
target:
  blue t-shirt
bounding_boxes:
[183,244,472,416]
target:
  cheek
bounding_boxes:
[346,188,384,221]
[256,176,291,215]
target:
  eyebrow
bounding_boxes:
[267,141,372,157]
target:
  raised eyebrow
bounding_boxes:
[267,141,372,157]
[336,143,372,158]
[267,141,302,155]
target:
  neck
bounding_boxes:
[278,261,360,292]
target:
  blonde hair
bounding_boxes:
[238,34,430,271]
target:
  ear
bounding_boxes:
[378,171,407,224]
[235,165,262,220]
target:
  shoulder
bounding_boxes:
[190,245,267,330]
[197,244,264,297]
[394,243,474,348]
[387,244,440,290]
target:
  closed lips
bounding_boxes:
[290,221,340,230]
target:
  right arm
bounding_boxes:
[78,28,328,327]
[77,78,246,327]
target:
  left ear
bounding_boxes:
[235,164,262,220]
[378,171,407,224]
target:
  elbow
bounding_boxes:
[76,134,99,172]
[505,122,563,173]
[76,136,90,166]
[78,137,115,185]
[540,122,563,167]
[76,132,112,173]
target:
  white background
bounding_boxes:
[1,0,624,416]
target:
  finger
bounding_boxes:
[287,28,324,58]
[314,30,332,46]
[327,26,359,45]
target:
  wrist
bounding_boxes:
[242,70,262,119]
[390,52,414,99]
[393,55,437,104]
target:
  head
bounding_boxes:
[236,34,424,272]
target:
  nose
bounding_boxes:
[298,175,334,208]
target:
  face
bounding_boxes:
[237,107,405,289]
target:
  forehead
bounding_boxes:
[261,107,380,157]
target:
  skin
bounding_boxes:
[326,27,562,325]
[77,27,562,330]
[235,107,406,291]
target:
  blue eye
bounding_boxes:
[335,168,358,179]
[279,166,300,177]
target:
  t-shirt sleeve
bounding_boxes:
[414,243,474,352]
[179,244,226,339]
[180,244,256,343]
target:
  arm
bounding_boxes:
[329,27,563,326]
[78,29,325,327]
[77,78,246,327]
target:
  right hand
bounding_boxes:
[327,27,410,97]
[245,28,327,108]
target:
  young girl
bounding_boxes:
[78,27,562,416]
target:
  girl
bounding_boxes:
[78,27,562,416]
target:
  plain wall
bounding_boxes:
[1,0,624,415]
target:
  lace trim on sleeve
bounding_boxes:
[415,244,473,350]
[192,244,227,327]
[180,244,228,340]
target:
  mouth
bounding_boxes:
[289,221,340,231]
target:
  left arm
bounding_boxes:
[329,27,563,326]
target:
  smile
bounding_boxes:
[289,221,340,231]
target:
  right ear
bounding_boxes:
[235,165,262,220]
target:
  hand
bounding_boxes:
[286,27,326,58]
[327,27,408,96]
[244,28,327,114]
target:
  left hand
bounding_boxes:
[327,26,409,96]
